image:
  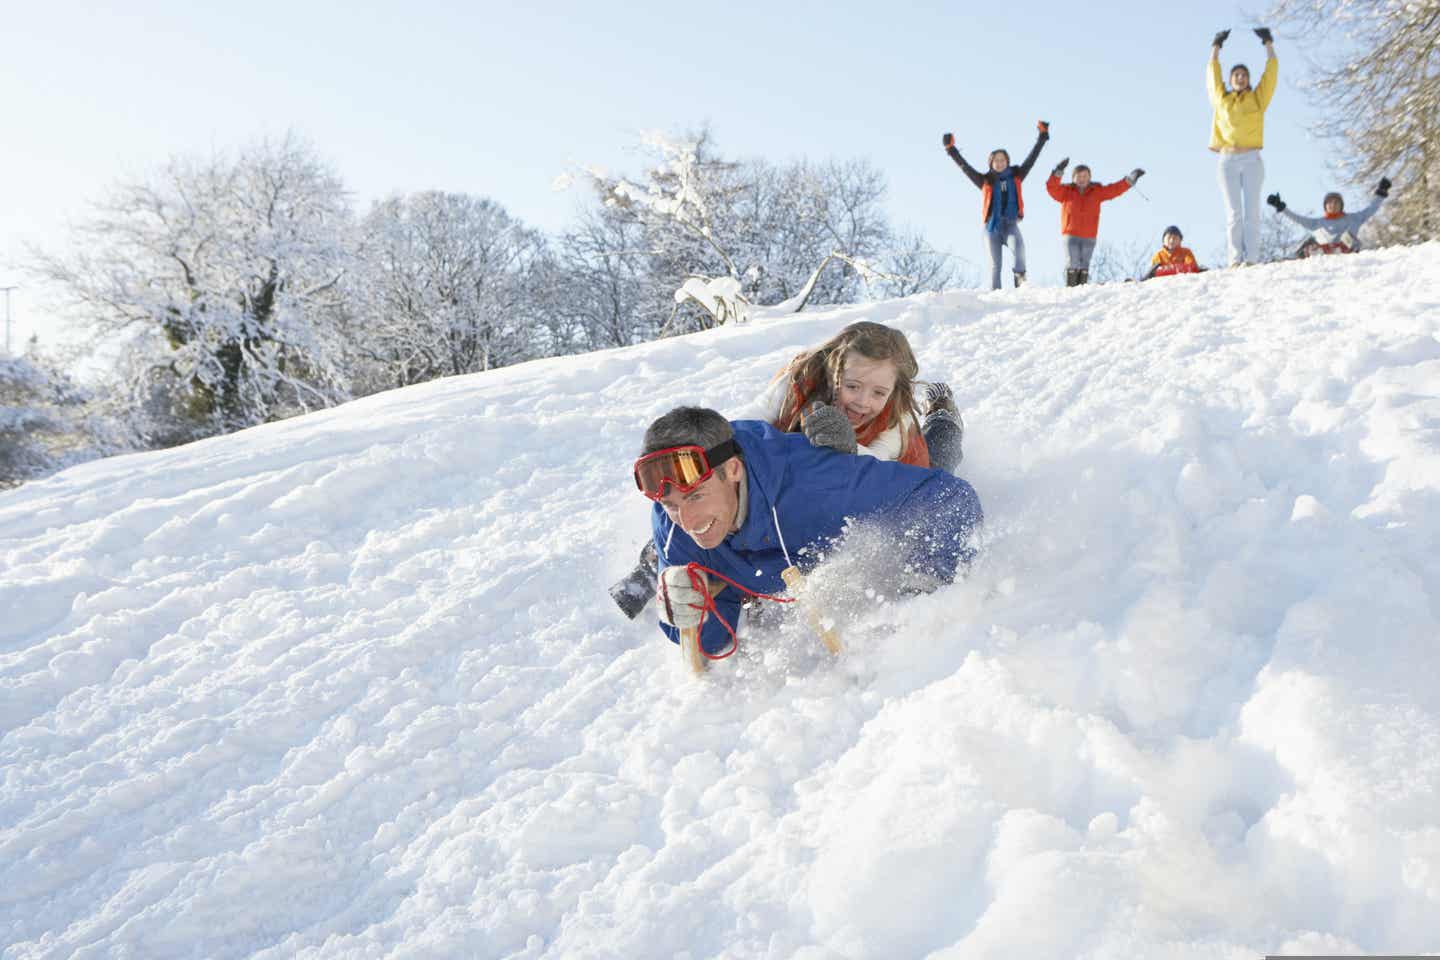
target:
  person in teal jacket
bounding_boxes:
[634,407,983,655]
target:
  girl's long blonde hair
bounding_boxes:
[773,321,921,447]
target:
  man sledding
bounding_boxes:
[1266,177,1392,256]
[633,406,983,672]
[611,321,963,619]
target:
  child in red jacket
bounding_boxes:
[1045,159,1144,285]
[1144,225,1203,279]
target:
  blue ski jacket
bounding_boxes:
[650,419,983,654]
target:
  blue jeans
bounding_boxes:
[986,219,1026,289]
[923,414,963,473]
[1064,236,1097,270]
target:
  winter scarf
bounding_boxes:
[987,170,1020,234]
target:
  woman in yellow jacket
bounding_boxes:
[1208,27,1278,266]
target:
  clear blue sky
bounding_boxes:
[2,0,1349,351]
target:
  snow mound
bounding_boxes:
[4,245,1440,958]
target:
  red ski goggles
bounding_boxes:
[633,439,738,501]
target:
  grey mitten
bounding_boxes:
[801,402,858,454]
[658,566,706,629]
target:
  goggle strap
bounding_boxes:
[705,438,738,469]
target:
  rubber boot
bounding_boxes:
[610,540,659,619]
[1014,271,1027,288]
[1076,269,1089,286]
[1064,269,1078,287]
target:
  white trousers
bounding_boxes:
[1217,150,1264,265]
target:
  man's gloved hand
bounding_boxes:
[1254,26,1273,43]
[801,402,858,454]
[657,565,707,629]
[1128,167,1146,183]
[1212,29,1231,48]
[943,132,954,149]
[1376,176,1392,197]
[1266,192,1286,212]
[1037,120,1050,135]
[1052,156,1069,177]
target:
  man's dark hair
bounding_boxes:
[642,406,734,455]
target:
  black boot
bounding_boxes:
[1065,269,1078,287]
[1014,271,1027,288]
[610,540,659,619]
[1076,269,1089,286]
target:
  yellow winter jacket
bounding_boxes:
[1207,56,1277,151]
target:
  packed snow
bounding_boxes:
[4,246,1440,959]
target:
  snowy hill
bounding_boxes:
[4,247,1440,959]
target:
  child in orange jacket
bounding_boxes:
[1045,158,1145,285]
[1144,225,1203,279]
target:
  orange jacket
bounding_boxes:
[1045,175,1131,238]
[981,177,1026,224]
[1148,246,1200,277]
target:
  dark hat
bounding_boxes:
[1163,225,1183,239]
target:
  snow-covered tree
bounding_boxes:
[30,134,354,445]
[1266,0,1440,244]
[873,231,962,297]
[1090,240,1155,283]
[350,191,548,393]
[0,346,97,488]
[552,205,668,349]
[573,130,916,331]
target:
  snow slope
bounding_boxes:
[4,246,1440,959]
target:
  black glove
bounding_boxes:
[801,403,857,455]
[1128,167,1145,182]
[1266,193,1286,212]
[1212,29,1230,47]
[1052,157,1069,177]
[1254,26,1273,43]
[1376,176,1391,198]
[942,132,954,149]
[1037,120,1050,135]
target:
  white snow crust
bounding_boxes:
[4,246,1440,958]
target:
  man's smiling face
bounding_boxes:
[658,458,743,549]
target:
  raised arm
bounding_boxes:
[1350,178,1390,228]
[1256,52,1278,109]
[1045,174,1068,202]
[1094,177,1128,201]
[1267,192,1324,231]
[943,133,987,189]
[1279,207,1324,231]
[1014,121,1050,180]
[1207,30,1229,106]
